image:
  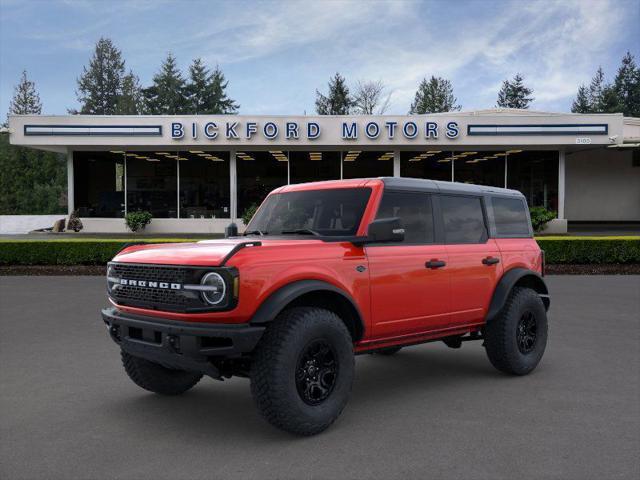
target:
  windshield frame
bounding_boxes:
[245,187,373,239]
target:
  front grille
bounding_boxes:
[107,262,237,313]
[111,264,188,284]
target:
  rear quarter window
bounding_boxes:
[491,197,531,237]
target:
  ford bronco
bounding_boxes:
[102,177,549,435]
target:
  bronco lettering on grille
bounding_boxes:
[119,279,182,290]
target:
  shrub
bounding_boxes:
[530,206,556,233]
[67,210,83,232]
[241,204,258,226]
[536,237,640,264]
[125,211,152,232]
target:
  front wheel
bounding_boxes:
[250,307,355,435]
[484,287,548,375]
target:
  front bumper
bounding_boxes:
[101,307,265,378]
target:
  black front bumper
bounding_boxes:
[101,307,265,378]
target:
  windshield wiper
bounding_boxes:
[243,230,267,236]
[280,228,321,236]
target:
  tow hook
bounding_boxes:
[167,334,180,353]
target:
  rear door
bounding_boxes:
[439,194,503,325]
[367,190,450,339]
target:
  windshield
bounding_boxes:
[246,188,372,237]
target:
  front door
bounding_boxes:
[367,191,450,339]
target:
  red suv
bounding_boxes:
[102,177,549,435]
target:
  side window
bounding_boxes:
[440,195,487,244]
[375,191,434,244]
[492,197,531,237]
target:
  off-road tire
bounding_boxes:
[373,346,402,356]
[121,351,202,395]
[250,307,355,436]
[484,287,548,375]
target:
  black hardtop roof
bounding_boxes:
[380,177,524,197]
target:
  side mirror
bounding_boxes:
[225,222,238,238]
[354,217,404,245]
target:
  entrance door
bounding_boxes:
[367,191,450,339]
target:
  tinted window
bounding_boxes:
[247,188,371,236]
[440,195,487,244]
[375,191,434,244]
[492,197,531,236]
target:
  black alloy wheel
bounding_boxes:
[295,339,338,405]
[516,311,537,354]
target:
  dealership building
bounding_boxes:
[7,109,640,234]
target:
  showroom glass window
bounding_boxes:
[237,151,288,219]
[126,152,177,218]
[178,151,230,219]
[507,151,558,210]
[73,151,125,217]
[342,151,394,179]
[401,151,452,181]
[453,151,505,187]
[289,151,340,184]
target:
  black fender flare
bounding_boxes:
[250,279,365,340]
[485,268,550,323]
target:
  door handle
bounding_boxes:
[482,256,500,266]
[425,260,446,269]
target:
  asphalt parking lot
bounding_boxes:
[1,275,638,480]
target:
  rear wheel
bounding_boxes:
[484,287,548,375]
[250,307,355,436]
[121,351,202,395]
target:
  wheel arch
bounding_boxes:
[486,268,550,324]
[250,280,365,341]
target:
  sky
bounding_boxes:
[0,0,638,117]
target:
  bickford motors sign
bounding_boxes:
[171,119,461,141]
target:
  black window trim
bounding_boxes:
[367,188,441,247]
[438,193,490,245]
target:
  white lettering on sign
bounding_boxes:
[576,137,592,144]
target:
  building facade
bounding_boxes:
[8,109,640,234]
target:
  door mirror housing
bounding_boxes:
[353,217,404,245]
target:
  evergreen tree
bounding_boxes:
[613,51,640,117]
[587,66,607,112]
[8,70,42,116]
[2,71,66,214]
[315,73,353,115]
[143,53,188,114]
[75,37,126,114]
[207,65,239,114]
[116,71,144,115]
[496,73,534,109]
[185,59,239,114]
[571,85,591,113]
[409,76,460,114]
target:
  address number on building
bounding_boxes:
[576,137,592,144]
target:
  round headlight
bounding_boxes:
[200,272,226,305]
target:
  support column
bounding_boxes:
[230,150,237,221]
[66,149,74,216]
[558,149,566,220]
[393,150,400,177]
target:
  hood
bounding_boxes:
[111,237,323,266]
